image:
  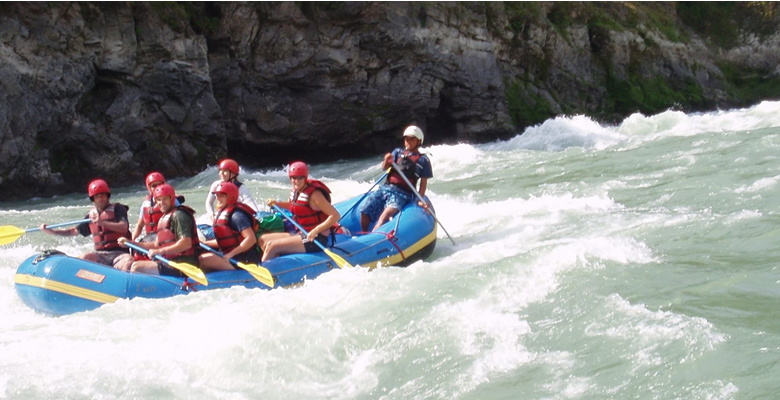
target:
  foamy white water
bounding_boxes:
[4,101,780,399]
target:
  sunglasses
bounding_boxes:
[290,176,306,180]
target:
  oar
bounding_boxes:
[199,243,275,287]
[271,204,353,268]
[0,219,90,246]
[390,161,456,245]
[339,169,390,221]
[123,241,209,286]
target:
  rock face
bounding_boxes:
[0,2,778,200]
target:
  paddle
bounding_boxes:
[339,169,390,221]
[270,204,353,268]
[123,241,209,286]
[0,219,91,246]
[390,161,456,245]
[198,243,275,287]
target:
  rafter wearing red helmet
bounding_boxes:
[199,181,262,271]
[119,184,202,278]
[40,179,134,271]
[205,158,260,223]
[259,161,341,262]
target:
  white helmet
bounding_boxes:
[403,125,424,144]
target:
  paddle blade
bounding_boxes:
[169,261,209,286]
[236,261,275,287]
[324,248,353,269]
[0,226,26,246]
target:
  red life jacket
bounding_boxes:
[213,202,258,254]
[387,150,422,192]
[289,180,332,235]
[89,203,131,251]
[141,195,164,234]
[156,205,199,259]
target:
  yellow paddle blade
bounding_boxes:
[236,261,275,287]
[169,261,209,286]
[324,248,353,269]
[0,226,26,246]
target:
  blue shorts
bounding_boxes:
[359,184,413,222]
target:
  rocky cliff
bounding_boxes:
[1,2,778,200]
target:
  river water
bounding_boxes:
[2,102,780,399]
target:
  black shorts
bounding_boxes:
[234,248,262,265]
[303,234,328,253]
[157,261,186,278]
[156,256,199,278]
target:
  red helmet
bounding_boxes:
[88,179,110,200]
[218,159,240,175]
[213,181,239,205]
[288,161,309,178]
[145,172,166,193]
[153,183,176,201]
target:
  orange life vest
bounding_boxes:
[155,205,199,259]
[289,180,332,235]
[213,202,257,254]
[89,203,131,251]
[141,195,164,234]
[386,150,422,192]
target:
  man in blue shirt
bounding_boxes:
[360,125,433,232]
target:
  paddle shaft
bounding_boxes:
[0,218,93,246]
[199,242,238,266]
[271,204,353,268]
[123,241,208,285]
[198,242,275,287]
[339,169,390,221]
[29,219,91,233]
[271,204,329,252]
[389,161,456,245]
[124,241,177,266]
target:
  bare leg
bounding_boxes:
[372,207,399,232]
[81,253,99,262]
[262,235,306,262]
[258,232,295,251]
[131,260,161,275]
[199,252,235,272]
[113,254,134,271]
[360,213,371,232]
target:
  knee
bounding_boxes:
[130,261,147,273]
[115,255,133,271]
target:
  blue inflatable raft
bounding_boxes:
[14,194,437,315]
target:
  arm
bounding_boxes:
[95,217,129,234]
[417,178,428,198]
[224,227,258,260]
[306,190,340,241]
[39,224,80,237]
[205,181,219,222]
[381,152,393,170]
[118,236,156,250]
[266,198,291,210]
[148,236,192,259]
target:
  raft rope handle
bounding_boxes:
[349,229,406,261]
[180,277,199,292]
